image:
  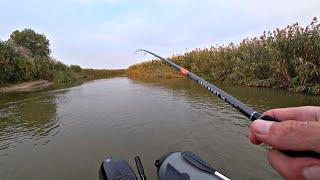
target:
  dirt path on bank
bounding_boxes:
[0,80,54,93]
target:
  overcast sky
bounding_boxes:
[0,0,319,69]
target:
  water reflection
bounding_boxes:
[0,90,67,155]
[130,76,320,113]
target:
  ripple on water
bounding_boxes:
[0,92,62,154]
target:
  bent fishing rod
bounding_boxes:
[136,49,320,159]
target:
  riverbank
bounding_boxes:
[0,80,53,92]
[0,69,126,93]
[127,59,320,95]
[128,18,320,95]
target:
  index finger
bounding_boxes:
[263,106,320,122]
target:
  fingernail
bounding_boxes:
[253,120,274,135]
[303,166,320,180]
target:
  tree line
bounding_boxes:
[128,18,320,94]
[0,29,124,87]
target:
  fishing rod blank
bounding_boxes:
[136,49,320,159]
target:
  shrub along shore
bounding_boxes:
[0,29,125,90]
[128,18,320,95]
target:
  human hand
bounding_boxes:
[249,106,320,180]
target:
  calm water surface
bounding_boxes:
[1,77,320,179]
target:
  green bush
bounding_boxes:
[0,29,126,87]
[9,29,50,58]
[0,29,77,85]
[70,65,82,72]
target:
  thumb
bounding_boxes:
[250,120,320,153]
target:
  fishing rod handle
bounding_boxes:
[258,115,320,159]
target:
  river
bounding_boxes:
[1,77,320,179]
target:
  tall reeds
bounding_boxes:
[127,18,320,94]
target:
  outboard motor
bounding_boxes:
[99,152,230,180]
[99,157,138,180]
[99,156,146,180]
[155,152,230,180]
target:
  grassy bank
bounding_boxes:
[128,18,320,95]
[127,61,182,78]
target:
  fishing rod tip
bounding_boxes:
[134,49,148,56]
[133,49,141,56]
